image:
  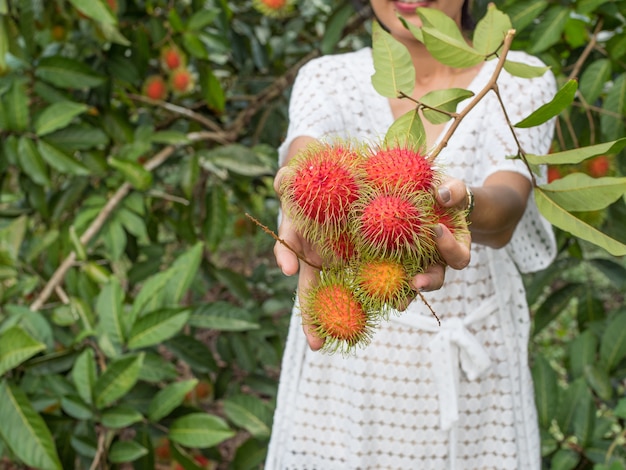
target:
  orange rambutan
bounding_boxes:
[142,75,168,100]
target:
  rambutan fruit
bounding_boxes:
[169,67,195,94]
[354,188,438,266]
[252,0,295,18]
[318,231,358,265]
[161,45,186,71]
[433,204,469,238]
[303,269,375,355]
[365,145,439,192]
[142,75,168,101]
[280,141,365,242]
[354,258,413,315]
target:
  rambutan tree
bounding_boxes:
[0,0,624,469]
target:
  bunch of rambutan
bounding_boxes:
[279,140,469,355]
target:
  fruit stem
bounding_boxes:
[417,290,441,326]
[244,213,322,270]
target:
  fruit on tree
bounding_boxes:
[587,155,610,178]
[547,165,562,183]
[169,68,194,94]
[142,75,168,100]
[252,0,295,18]
[161,45,186,71]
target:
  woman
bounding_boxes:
[267,1,557,468]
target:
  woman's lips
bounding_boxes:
[393,1,431,15]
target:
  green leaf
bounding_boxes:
[100,406,144,429]
[162,242,204,305]
[550,448,580,470]
[199,65,225,113]
[567,330,597,379]
[583,364,613,401]
[579,59,611,104]
[371,21,415,98]
[505,0,549,32]
[0,215,28,262]
[163,336,218,374]
[503,60,550,79]
[109,440,148,464]
[18,137,50,187]
[66,0,117,24]
[127,308,191,350]
[0,381,62,470]
[108,157,153,190]
[589,258,626,290]
[131,270,174,319]
[600,73,626,141]
[34,102,89,136]
[70,348,97,405]
[200,144,274,177]
[169,413,235,448]
[222,394,272,439]
[4,80,29,131]
[321,2,354,55]
[572,385,595,446]
[384,108,427,151]
[599,311,626,371]
[189,301,260,332]
[150,130,189,145]
[532,282,582,336]
[60,395,93,420]
[515,79,577,128]
[539,173,626,212]
[0,325,46,376]
[203,185,229,252]
[37,140,90,175]
[418,8,484,67]
[472,4,512,56]
[535,187,626,256]
[615,397,626,419]
[147,379,198,422]
[556,377,587,435]
[531,355,558,428]
[35,56,106,89]
[528,5,570,54]
[94,353,144,409]
[95,279,125,356]
[527,138,626,166]
[420,88,474,124]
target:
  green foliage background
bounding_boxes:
[0,0,624,469]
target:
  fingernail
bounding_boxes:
[434,224,443,238]
[438,187,451,203]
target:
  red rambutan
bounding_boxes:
[365,146,438,192]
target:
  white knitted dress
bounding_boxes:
[266,48,557,470]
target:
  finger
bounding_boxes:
[434,223,471,270]
[436,178,468,208]
[411,263,446,292]
[273,166,290,196]
[297,262,325,350]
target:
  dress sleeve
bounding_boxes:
[476,54,558,272]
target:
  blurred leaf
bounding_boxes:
[199,65,225,113]
[4,80,29,131]
[515,79,577,128]
[67,0,117,24]
[70,348,97,405]
[532,282,582,336]
[95,279,125,356]
[60,395,93,420]
[384,108,427,152]
[101,405,144,429]
[222,394,272,439]
[615,397,626,419]
[589,258,626,290]
[539,173,626,211]
[418,8,484,67]
[203,184,229,251]
[504,0,549,32]
[531,354,558,428]
[0,381,62,470]
[34,102,88,136]
[557,378,587,435]
[147,379,198,422]
[550,448,580,470]
[108,440,148,464]
[108,157,153,190]
[169,413,235,448]
[321,2,354,55]
[579,59,611,104]
[576,288,606,330]
[371,21,415,98]
[162,242,204,305]
[35,56,106,89]
[0,215,27,262]
[200,144,274,177]
[535,188,626,256]
[572,384,595,446]
[583,364,613,401]
[37,140,90,176]
[189,301,260,332]
[0,325,46,376]
[18,137,50,187]
[472,3,512,55]
[127,308,191,350]
[94,353,144,409]
[599,310,626,371]
[527,138,626,166]
[567,330,597,379]
[528,5,570,54]
[164,336,218,374]
[601,73,626,141]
